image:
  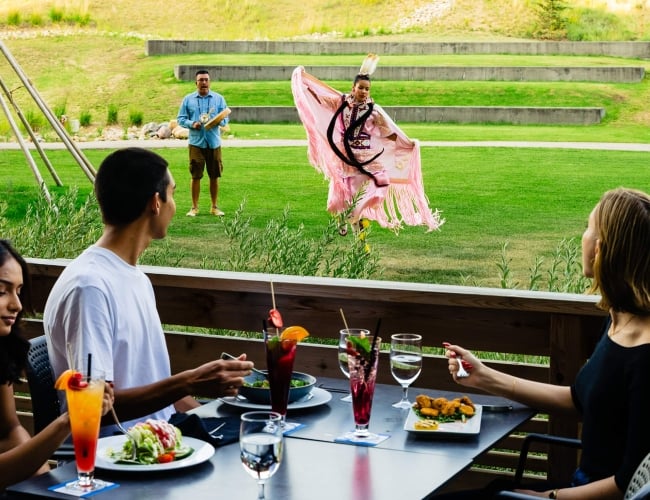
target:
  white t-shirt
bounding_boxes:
[44,245,174,431]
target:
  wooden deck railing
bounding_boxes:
[17,258,606,490]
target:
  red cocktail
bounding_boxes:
[264,328,297,418]
[347,336,381,437]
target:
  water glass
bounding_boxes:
[390,333,422,409]
[338,328,370,402]
[240,411,283,499]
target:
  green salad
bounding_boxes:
[108,419,193,465]
[244,378,309,389]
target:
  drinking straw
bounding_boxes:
[270,281,276,310]
[339,308,349,331]
[66,342,75,371]
[87,353,92,381]
[369,318,382,368]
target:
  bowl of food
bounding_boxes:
[239,371,316,404]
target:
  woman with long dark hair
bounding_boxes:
[0,239,112,491]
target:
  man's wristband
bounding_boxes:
[549,490,558,499]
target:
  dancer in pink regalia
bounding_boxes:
[291,54,443,233]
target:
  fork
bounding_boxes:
[220,352,268,378]
[110,407,137,460]
[455,356,470,378]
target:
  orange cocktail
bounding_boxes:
[63,372,105,489]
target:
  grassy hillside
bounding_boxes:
[2,0,650,41]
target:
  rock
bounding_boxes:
[172,126,189,139]
[156,125,172,139]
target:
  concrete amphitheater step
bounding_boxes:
[175,65,644,83]
[229,106,604,125]
[146,40,650,58]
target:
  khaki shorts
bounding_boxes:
[189,145,223,180]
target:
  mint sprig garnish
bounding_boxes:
[347,335,371,357]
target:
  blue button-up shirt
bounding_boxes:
[177,90,229,149]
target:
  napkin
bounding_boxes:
[168,413,240,447]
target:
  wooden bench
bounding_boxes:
[19,258,606,489]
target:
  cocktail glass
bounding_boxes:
[65,373,105,490]
[390,333,423,409]
[348,337,381,438]
[240,411,283,500]
[338,328,370,402]
[264,328,297,422]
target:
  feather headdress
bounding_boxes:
[358,53,379,76]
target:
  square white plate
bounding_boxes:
[404,404,482,436]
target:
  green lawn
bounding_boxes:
[3,144,650,287]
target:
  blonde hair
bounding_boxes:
[592,187,650,313]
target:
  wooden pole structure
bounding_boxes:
[0,90,53,206]
[0,76,62,187]
[0,40,96,182]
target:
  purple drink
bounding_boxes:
[347,336,381,437]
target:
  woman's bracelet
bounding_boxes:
[548,489,558,499]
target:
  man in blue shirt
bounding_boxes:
[177,70,230,217]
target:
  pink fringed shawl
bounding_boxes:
[291,66,443,232]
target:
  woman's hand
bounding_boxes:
[443,342,484,387]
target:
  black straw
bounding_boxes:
[87,353,92,381]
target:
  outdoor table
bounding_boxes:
[5,439,469,500]
[6,377,533,499]
[195,376,535,461]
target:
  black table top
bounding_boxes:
[6,377,533,500]
[200,377,534,461]
[5,439,470,500]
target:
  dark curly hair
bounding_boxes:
[0,239,31,385]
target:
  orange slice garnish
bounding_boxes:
[54,369,87,390]
[280,326,309,342]
[54,369,76,390]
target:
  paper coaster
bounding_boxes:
[334,431,390,447]
[282,421,305,435]
[49,479,119,497]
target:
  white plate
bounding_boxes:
[220,387,332,411]
[95,436,215,471]
[404,404,482,436]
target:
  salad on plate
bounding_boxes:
[108,419,194,465]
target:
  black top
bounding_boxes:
[572,325,650,490]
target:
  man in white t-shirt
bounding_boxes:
[44,147,253,433]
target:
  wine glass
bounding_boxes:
[240,411,283,500]
[338,328,370,402]
[390,333,422,409]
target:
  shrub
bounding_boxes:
[79,111,92,127]
[106,104,119,125]
[23,109,46,133]
[48,8,63,23]
[7,11,21,26]
[28,13,44,26]
[129,110,144,127]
